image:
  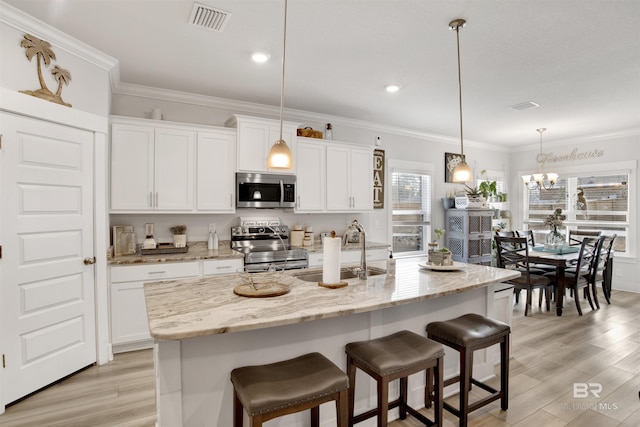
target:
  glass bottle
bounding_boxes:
[325,123,333,140]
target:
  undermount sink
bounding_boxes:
[293,267,386,283]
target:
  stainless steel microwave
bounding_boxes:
[236,173,296,208]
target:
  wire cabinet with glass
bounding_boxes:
[445,208,494,265]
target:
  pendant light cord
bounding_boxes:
[278,0,288,142]
[455,24,464,156]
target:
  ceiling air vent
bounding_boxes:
[189,3,231,32]
[510,101,540,111]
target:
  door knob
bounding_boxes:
[83,257,96,265]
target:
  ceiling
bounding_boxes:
[5,0,640,148]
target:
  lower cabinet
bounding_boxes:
[110,259,241,353]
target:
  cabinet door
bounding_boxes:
[111,124,154,210]
[154,128,196,210]
[350,147,373,211]
[236,120,269,172]
[196,131,236,212]
[110,281,151,345]
[296,141,325,211]
[326,145,351,210]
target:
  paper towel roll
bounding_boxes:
[322,237,341,284]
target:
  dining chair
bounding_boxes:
[544,236,599,316]
[568,230,602,246]
[590,234,616,306]
[494,236,553,316]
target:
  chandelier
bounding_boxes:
[521,128,558,190]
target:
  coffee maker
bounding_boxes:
[143,223,157,249]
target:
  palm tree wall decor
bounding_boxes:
[19,33,72,107]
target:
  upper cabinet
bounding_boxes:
[296,137,374,213]
[110,117,235,213]
[226,114,300,174]
[196,130,236,212]
[326,144,373,211]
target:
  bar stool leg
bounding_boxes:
[435,357,444,427]
[337,389,349,427]
[501,336,510,410]
[233,390,244,427]
[347,355,357,425]
[459,347,472,427]
[399,376,408,419]
[378,376,389,426]
[311,406,320,427]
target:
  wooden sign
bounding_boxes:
[373,149,384,209]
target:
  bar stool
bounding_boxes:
[426,313,510,427]
[230,352,349,427]
[345,330,444,426]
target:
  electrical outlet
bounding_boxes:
[209,223,216,233]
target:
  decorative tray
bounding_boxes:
[141,243,189,255]
[532,246,579,254]
[234,268,290,298]
[418,261,466,271]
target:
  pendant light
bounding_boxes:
[449,18,472,183]
[521,128,558,190]
[266,0,293,169]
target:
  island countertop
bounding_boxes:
[144,257,520,341]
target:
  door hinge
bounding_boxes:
[0,134,3,149]
[2,354,5,368]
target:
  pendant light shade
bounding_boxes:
[266,0,293,170]
[449,18,470,183]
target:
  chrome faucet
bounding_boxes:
[343,220,367,279]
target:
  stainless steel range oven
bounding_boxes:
[231,217,308,272]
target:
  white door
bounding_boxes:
[1,112,96,405]
[326,145,351,210]
[295,141,325,211]
[350,147,373,211]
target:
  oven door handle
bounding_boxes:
[279,179,284,206]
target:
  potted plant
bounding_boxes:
[170,225,187,248]
[464,185,486,208]
[429,228,452,265]
[478,170,497,201]
[429,228,445,251]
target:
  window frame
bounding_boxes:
[520,160,636,257]
[387,159,434,257]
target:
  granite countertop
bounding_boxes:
[144,257,520,341]
[109,240,390,265]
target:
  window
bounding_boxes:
[390,161,433,256]
[523,168,631,254]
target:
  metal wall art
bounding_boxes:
[19,33,72,107]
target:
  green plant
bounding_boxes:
[478,170,497,199]
[464,184,481,197]
[433,228,445,244]
[438,247,451,253]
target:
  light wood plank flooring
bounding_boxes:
[1,289,639,426]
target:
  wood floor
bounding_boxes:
[2,289,639,426]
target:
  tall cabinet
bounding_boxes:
[445,209,494,265]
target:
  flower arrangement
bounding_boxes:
[170,225,187,235]
[544,208,566,231]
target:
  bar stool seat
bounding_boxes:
[346,330,444,426]
[230,352,349,427]
[426,313,510,427]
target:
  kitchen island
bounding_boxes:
[144,256,519,426]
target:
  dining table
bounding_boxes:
[526,245,581,316]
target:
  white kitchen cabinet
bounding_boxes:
[226,114,299,174]
[110,120,195,211]
[295,140,326,211]
[326,144,373,211]
[110,262,199,352]
[196,130,236,212]
[203,258,244,276]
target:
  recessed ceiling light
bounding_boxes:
[385,84,400,93]
[251,52,270,63]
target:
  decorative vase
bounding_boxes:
[173,234,187,248]
[442,198,455,210]
[545,227,564,250]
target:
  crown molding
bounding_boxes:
[510,127,640,153]
[0,1,118,73]
[113,81,507,151]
